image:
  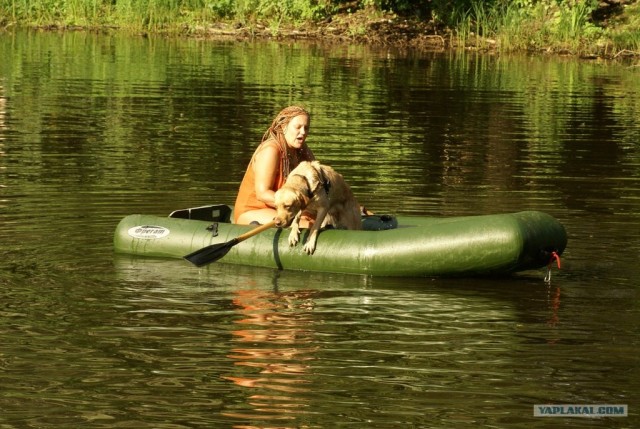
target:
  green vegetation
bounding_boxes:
[0,0,330,30]
[0,0,638,58]
[447,0,640,56]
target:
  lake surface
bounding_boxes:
[1,30,639,428]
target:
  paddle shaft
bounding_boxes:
[234,220,277,243]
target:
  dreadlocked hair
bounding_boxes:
[261,105,310,179]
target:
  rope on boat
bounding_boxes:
[544,251,562,283]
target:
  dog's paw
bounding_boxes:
[303,240,317,255]
[288,229,300,247]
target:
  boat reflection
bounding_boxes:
[222,279,318,427]
[547,286,561,328]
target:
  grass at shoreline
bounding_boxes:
[455,0,640,59]
[0,0,638,59]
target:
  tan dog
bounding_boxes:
[274,161,361,254]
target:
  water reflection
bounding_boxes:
[223,274,317,427]
[0,83,5,133]
[0,83,5,198]
[546,285,561,329]
[109,256,633,427]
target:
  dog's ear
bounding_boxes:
[288,174,314,199]
[304,184,314,199]
[297,191,311,209]
[305,162,324,194]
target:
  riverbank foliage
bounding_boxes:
[0,0,638,58]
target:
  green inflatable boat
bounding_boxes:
[113,204,567,277]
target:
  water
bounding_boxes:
[1,30,639,428]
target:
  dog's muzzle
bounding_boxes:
[274,217,290,228]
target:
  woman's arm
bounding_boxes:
[252,144,280,208]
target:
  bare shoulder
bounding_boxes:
[254,141,280,165]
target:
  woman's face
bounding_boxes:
[283,114,309,150]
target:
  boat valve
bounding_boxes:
[206,222,219,237]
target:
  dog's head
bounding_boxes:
[273,176,312,228]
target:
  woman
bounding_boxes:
[234,106,316,225]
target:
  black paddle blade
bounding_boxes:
[184,238,238,267]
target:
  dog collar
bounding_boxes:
[319,169,331,195]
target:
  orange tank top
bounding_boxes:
[233,140,287,223]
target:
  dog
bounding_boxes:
[274,161,361,254]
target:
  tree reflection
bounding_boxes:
[222,283,318,428]
[0,84,5,139]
